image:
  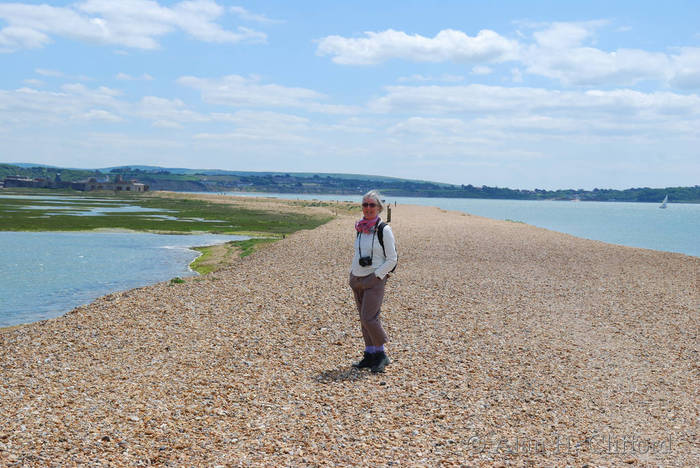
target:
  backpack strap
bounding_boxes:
[377,221,397,274]
[377,221,387,256]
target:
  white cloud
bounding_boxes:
[379,116,548,164]
[194,130,311,144]
[511,68,523,83]
[368,84,700,141]
[191,111,376,163]
[441,74,466,82]
[116,72,154,81]
[214,110,309,125]
[23,78,44,87]
[670,47,700,90]
[519,22,699,88]
[195,109,311,142]
[166,0,265,44]
[3,77,343,133]
[35,68,65,77]
[471,66,492,75]
[61,83,122,98]
[0,83,215,128]
[532,21,604,49]
[387,116,474,138]
[0,0,266,52]
[397,74,431,83]
[34,68,92,82]
[321,117,376,135]
[136,96,209,123]
[442,85,698,114]
[316,28,519,65]
[0,85,125,126]
[317,22,700,90]
[0,25,50,51]
[521,44,671,87]
[152,120,183,129]
[398,74,465,83]
[80,109,123,122]
[178,74,339,111]
[230,6,282,24]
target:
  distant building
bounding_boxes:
[2,174,148,192]
[3,176,41,188]
[72,174,148,192]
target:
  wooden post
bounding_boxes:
[387,205,392,223]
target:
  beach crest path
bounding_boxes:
[1,202,698,466]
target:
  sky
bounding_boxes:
[1,1,699,190]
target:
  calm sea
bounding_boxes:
[223,192,700,258]
[0,232,247,327]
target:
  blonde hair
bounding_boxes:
[362,189,384,213]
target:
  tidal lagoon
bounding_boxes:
[0,191,334,327]
[0,231,247,327]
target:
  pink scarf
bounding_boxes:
[355,216,379,234]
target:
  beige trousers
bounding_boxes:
[349,273,389,347]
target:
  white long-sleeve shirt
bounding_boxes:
[350,220,397,279]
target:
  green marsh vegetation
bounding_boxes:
[228,238,278,258]
[189,238,278,275]
[0,189,332,235]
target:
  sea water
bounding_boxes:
[0,231,247,327]
[222,192,700,258]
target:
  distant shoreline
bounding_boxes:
[201,189,700,204]
[3,163,699,203]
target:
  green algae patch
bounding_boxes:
[189,237,279,275]
[190,242,238,275]
[0,190,332,235]
[229,237,278,258]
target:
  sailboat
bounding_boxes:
[659,194,668,209]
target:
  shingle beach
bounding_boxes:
[1,196,698,467]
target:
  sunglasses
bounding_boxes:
[362,202,377,207]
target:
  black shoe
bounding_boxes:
[371,351,390,373]
[352,352,375,369]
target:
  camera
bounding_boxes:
[359,256,373,267]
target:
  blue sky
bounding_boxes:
[1,1,699,189]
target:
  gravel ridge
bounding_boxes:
[1,201,697,466]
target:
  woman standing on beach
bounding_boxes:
[349,190,398,373]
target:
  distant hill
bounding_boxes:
[100,165,448,185]
[2,163,699,203]
[9,162,64,169]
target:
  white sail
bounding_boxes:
[659,195,668,209]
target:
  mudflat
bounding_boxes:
[1,200,697,466]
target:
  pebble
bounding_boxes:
[0,196,697,466]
